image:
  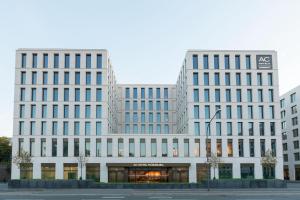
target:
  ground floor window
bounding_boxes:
[218,163,232,179]
[108,165,189,183]
[41,163,55,180]
[263,164,275,179]
[240,164,254,179]
[86,163,100,182]
[295,165,300,180]
[20,163,33,180]
[284,165,289,180]
[197,163,209,182]
[64,163,78,180]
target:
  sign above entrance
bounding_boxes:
[132,163,165,167]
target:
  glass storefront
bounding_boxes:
[20,163,33,180]
[240,164,254,179]
[86,163,100,182]
[64,163,78,180]
[197,163,209,182]
[108,164,189,183]
[41,163,55,180]
[219,163,232,179]
[263,164,275,179]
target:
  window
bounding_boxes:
[238,139,244,157]
[41,139,46,157]
[260,139,265,157]
[204,89,210,102]
[96,139,101,157]
[133,101,138,110]
[193,72,198,85]
[194,89,199,102]
[269,106,274,119]
[248,106,253,119]
[96,105,102,118]
[52,139,57,157]
[216,122,221,136]
[257,73,262,86]
[194,105,199,119]
[32,54,37,68]
[164,88,168,98]
[214,73,220,85]
[64,88,69,101]
[205,105,210,119]
[258,106,264,119]
[43,54,48,68]
[125,88,130,98]
[217,139,222,157]
[32,72,37,84]
[235,73,241,85]
[75,88,80,101]
[85,105,91,118]
[227,139,233,157]
[19,104,25,118]
[194,122,200,136]
[248,122,254,136]
[235,55,240,69]
[86,54,91,68]
[194,139,200,157]
[151,139,157,157]
[148,88,153,99]
[19,121,24,135]
[85,88,91,101]
[75,54,80,68]
[268,73,273,86]
[237,105,243,119]
[140,139,146,157]
[85,122,91,135]
[162,139,168,157]
[203,55,209,69]
[227,122,232,136]
[21,53,26,68]
[42,105,47,118]
[96,122,102,135]
[53,72,59,85]
[246,55,251,69]
[280,99,285,108]
[96,72,102,85]
[20,88,25,101]
[226,105,232,119]
[156,88,161,98]
[236,89,242,102]
[214,55,219,69]
[63,139,68,157]
[259,122,265,136]
[74,122,80,135]
[292,105,297,114]
[184,139,189,157]
[213,89,221,102]
[293,129,298,137]
[52,122,57,135]
[156,101,161,110]
[96,88,102,101]
[192,55,198,69]
[295,153,300,161]
[241,164,254,179]
[42,88,47,101]
[74,139,79,157]
[225,73,230,86]
[294,141,299,149]
[258,89,263,102]
[133,88,138,99]
[85,72,91,85]
[204,73,209,85]
[247,89,252,102]
[269,89,274,102]
[63,121,68,135]
[107,139,112,157]
[249,139,255,157]
[141,88,145,99]
[63,105,69,118]
[54,54,59,68]
[118,139,124,157]
[291,93,296,103]
[75,72,80,85]
[226,89,231,102]
[64,54,70,68]
[31,105,36,118]
[97,54,102,68]
[238,122,243,136]
[64,72,69,85]
[246,73,251,86]
[173,139,179,157]
[42,72,48,84]
[224,55,230,69]
[292,117,298,126]
[20,72,26,84]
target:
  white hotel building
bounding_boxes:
[12,49,283,182]
[280,86,300,180]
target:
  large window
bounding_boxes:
[241,164,254,179]
[219,164,232,179]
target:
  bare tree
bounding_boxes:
[261,149,277,179]
[12,150,32,169]
[208,152,222,179]
[76,152,88,180]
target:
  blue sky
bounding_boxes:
[0,0,300,137]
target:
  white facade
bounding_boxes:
[12,49,283,182]
[280,86,300,180]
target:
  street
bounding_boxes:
[0,183,300,200]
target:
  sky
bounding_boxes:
[0,0,300,137]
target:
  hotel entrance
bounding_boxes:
[107,163,189,183]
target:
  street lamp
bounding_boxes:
[206,109,221,191]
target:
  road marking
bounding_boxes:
[149,197,173,199]
[101,197,125,199]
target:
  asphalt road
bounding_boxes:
[0,183,300,200]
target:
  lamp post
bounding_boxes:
[206,109,221,191]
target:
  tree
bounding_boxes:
[12,150,32,169]
[261,149,277,179]
[208,152,222,179]
[76,152,88,180]
[0,137,11,163]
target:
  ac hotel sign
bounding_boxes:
[256,55,273,69]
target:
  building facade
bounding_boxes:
[12,49,283,182]
[280,86,300,180]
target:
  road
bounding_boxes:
[0,183,300,200]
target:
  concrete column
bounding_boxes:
[255,162,263,179]
[33,161,41,179]
[232,162,241,179]
[80,165,86,180]
[11,163,20,179]
[100,163,108,183]
[276,158,284,179]
[189,163,197,183]
[56,161,64,179]
[289,164,296,180]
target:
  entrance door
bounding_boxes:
[128,167,168,183]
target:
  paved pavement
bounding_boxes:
[0,183,300,200]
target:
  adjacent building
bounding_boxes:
[12,49,283,182]
[280,86,300,180]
